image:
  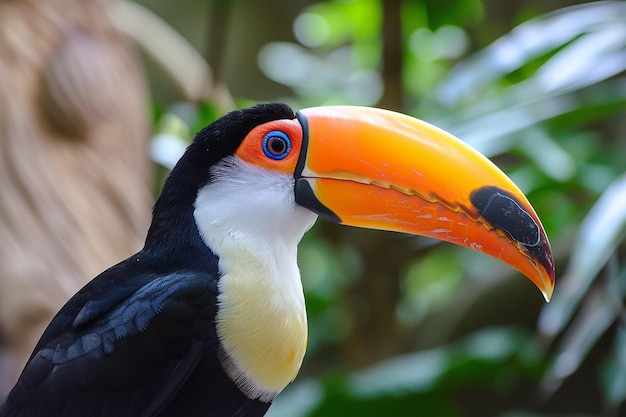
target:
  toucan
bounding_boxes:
[0,103,554,417]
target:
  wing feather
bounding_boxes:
[0,260,218,417]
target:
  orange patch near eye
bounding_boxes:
[235,119,303,175]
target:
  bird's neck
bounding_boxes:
[192,158,318,402]
[206,229,308,402]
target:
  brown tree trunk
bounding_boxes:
[0,0,152,395]
[379,0,405,112]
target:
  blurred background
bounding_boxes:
[1,0,625,416]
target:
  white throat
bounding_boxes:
[193,156,317,402]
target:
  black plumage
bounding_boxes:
[0,103,296,417]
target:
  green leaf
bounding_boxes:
[539,173,626,339]
[437,2,626,106]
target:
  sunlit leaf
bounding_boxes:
[437,2,626,105]
[541,283,620,394]
[349,348,446,396]
[539,173,626,338]
[534,25,626,95]
[435,76,626,160]
[515,127,576,182]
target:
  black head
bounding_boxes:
[174,103,295,191]
[145,103,295,253]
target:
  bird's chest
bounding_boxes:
[214,245,307,402]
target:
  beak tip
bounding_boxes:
[533,246,555,302]
[544,267,556,302]
[540,243,555,303]
[541,281,554,303]
[530,238,555,303]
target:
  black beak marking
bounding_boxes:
[471,186,554,278]
[294,179,341,223]
[293,111,342,224]
[470,186,540,247]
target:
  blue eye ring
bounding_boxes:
[262,130,291,160]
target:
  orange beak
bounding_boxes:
[294,106,554,301]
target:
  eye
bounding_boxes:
[262,130,292,160]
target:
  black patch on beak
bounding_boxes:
[294,179,341,223]
[470,186,540,246]
[471,186,554,278]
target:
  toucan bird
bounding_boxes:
[0,103,554,417]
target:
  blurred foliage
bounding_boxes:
[271,327,546,417]
[141,0,626,415]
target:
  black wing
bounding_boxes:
[0,258,218,417]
